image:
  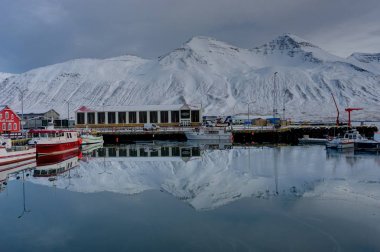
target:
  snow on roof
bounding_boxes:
[75,104,201,112]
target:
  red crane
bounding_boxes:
[345,108,363,127]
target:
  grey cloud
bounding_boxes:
[0,0,379,73]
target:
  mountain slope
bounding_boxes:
[0,34,379,121]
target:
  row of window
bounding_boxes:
[77,110,200,125]
[1,123,18,131]
[94,147,201,157]
[0,112,15,120]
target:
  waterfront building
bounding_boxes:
[20,109,61,129]
[75,103,202,127]
[0,105,21,134]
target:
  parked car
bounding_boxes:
[143,123,160,131]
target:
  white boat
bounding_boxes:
[185,127,232,141]
[0,136,36,166]
[81,134,104,145]
[326,129,364,149]
[298,135,327,145]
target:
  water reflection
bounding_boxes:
[19,143,380,211]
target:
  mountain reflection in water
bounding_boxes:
[22,142,380,211]
[1,142,380,252]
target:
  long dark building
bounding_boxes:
[75,103,202,127]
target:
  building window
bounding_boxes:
[2,123,5,130]
[160,111,168,123]
[139,111,147,123]
[0,114,2,119]
[97,112,105,124]
[181,110,190,119]
[108,112,116,124]
[5,112,9,119]
[8,123,12,130]
[171,111,179,123]
[161,147,169,156]
[87,112,95,124]
[13,123,17,130]
[129,112,137,123]
[118,112,126,123]
[149,111,158,123]
[11,114,14,120]
[191,110,200,122]
[77,113,85,124]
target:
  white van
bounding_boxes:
[143,123,160,131]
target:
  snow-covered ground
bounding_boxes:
[0,34,379,121]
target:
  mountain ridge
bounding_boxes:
[0,34,379,121]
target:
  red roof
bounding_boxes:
[76,106,95,112]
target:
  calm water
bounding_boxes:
[1,142,380,252]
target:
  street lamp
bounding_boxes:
[16,87,27,133]
[244,101,255,128]
[64,100,73,128]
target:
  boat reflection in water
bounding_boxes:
[33,150,81,179]
[0,159,36,192]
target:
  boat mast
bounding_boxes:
[273,72,278,119]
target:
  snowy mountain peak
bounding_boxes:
[349,52,380,63]
[278,33,318,49]
[158,36,246,67]
[252,33,343,64]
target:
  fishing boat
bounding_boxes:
[0,136,36,166]
[326,129,364,149]
[81,134,104,145]
[29,129,82,156]
[185,127,232,141]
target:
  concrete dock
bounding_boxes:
[92,125,378,144]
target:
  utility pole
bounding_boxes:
[282,81,287,121]
[16,87,27,133]
[64,100,71,128]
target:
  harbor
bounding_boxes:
[87,125,378,145]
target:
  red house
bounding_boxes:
[0,105,21,133]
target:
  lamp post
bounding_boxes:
[16,87,27,133]
[64,100,73,128]
[244,101,255,129]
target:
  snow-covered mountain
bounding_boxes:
[0,34,379,120]
[0,72,14,82]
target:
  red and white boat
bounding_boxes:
[0,136,36,166]
[29,129,82,156]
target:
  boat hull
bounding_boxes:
[326,141,354,149]
[81,136,104,145]
[36,141,80,156]
[0,148,36,166]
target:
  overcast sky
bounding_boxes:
[1,0,379,73]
